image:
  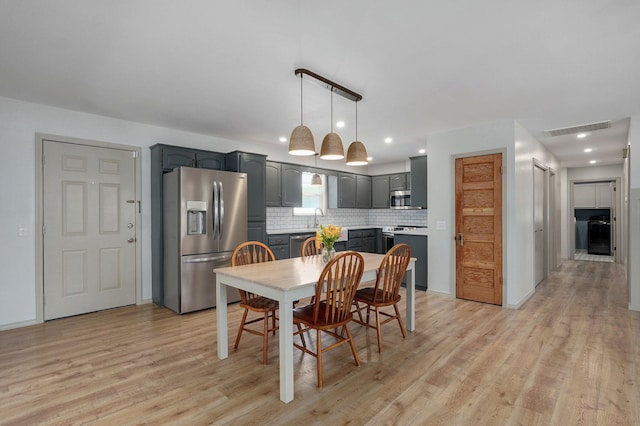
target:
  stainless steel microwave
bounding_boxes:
[390,190,411,209]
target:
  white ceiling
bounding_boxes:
[1,1,638,168]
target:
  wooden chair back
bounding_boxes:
[231,241,276,303]
[301,236,322,257]
[232,241,275,266]
[311,251,364,326]
[374,243,412,302]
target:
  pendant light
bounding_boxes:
[346,101,368,166]
[288,73,316,156]
[311,153,322,185]
[320,90,344,160]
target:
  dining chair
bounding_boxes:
[352,243,412,352]
[293,251,364,388]
[301,236,322,257]
[231,241,278,365]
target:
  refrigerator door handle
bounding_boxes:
[212,181,219,240]
[219,181,225,238]
[182,255,230,263]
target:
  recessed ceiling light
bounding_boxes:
[589,160,597,164]
[336,121,345,129]
[584,148,593,153]
[384,137,392,144]
[418,148,426,154]
[577,133,587,139]
[279,136,287,143]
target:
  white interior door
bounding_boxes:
[43,140,137,320]
[534,164,545,286]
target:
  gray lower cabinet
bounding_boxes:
[394,234,427,291]
[348,229,376,253]
[410,156,427,208]
[267,234,290,260]
[334,241,348,252]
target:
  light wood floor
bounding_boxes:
[1,260,639,425]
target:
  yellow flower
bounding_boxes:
[316,224,342,251]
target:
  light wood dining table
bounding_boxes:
[214,251,416,403]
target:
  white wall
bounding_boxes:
[427,120,559,308]
[628,113,640,310]
[0,96,272,328]
[513,122,561,302]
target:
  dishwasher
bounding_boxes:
[289,233,316,258]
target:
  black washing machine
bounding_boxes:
[587,215,610,255]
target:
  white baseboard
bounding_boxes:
[426,288,453,297]
[505,288,535,309]
[0,318,39,331]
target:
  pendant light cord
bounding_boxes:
[300,74,303,126]
[330,89,335,132]
[355,101,358,141]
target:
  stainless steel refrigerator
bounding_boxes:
[163,167,247,314]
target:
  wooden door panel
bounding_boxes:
[455,153,502,305]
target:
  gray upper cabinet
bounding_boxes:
[265,161,281,207]
[281,164,302,207]
[226,151,267,223]
[410,156,427,208]
[338,173,357,208]
[390,173,408,191]
[195,151,225,170]
[162,146,196,171]
[372,175,390,209]
[356,175,372,209]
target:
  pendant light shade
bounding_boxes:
[289,125,315,156]
[311,173,322,185]
[289,73,316,156]
[345,101,368,166]
[320,90,344,160]
[320,132,344,160]
[346,141,368,165]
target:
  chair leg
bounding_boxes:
[296,322,307,348]
[262,311,269,365]
[394,303,407,338]
[374,308,383,352]
[234,308,249,350]
[271,310,277,336]
[316,329,323,388]
[344,324,360,366]
[354,300,364,323]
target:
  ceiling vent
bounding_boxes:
[544,120,611,137]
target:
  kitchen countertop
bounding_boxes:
[393,228,428,236]
[266,226,428,236]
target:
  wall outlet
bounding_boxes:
[436,221,447,231]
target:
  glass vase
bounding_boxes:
[321,247,336,263]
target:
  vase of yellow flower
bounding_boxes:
[316,224,342,263]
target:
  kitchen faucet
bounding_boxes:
[313,208,324,228]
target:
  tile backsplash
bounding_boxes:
[266,208,428,231]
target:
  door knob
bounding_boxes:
[127,237,135,243]
[455,233,464,247]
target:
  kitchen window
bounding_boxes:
[293,172,328,215]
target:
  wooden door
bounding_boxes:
[455,153,502,305]
[43,140,137,320]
